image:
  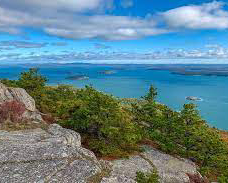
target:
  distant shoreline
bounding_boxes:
[148,65,228,77]
[2,60,228,66]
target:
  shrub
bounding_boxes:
[1,79,19,87]
[0,100,26,123]
[218,175,228,183]
[38,85,77,114]
[136,170,159,183]
[59,85,142,156]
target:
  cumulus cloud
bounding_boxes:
[0,1,227,41]
[161,1,228,29]
[0,0,169,40]
[42,15,170,40]
[0,0,114,13]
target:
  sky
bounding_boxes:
[1,0,228,64]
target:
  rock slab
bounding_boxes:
[0,124,102,183]
[101,146,200,183]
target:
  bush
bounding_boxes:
[136,170,159,183]
[0,100,26,123]
[59,86,142,156]
[218,175,228,183]
[38,85,78,114]
[0,79,19,88]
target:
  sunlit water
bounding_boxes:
[1,63,228,130]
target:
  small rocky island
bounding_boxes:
[66,75,89,80]
[99,70,116,75]
[186,96,203,101]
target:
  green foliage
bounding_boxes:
[143,85,157,102]
[136,170,159,183]
[38,84,78,114]
[218,175,228,183]
[18,68,47,105]
[1,79,19,87]
[1,68,47,109]
[17,68,47,93]
[132,86,228,180]
[58,86,142,156]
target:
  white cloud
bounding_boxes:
[161,1,228,29]
[0,0,113,13]
[0,1,227,40]
[1,45,228,63]
[0,1,170,40]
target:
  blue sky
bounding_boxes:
[0,0,228,64]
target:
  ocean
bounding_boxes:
[1,63,228,130]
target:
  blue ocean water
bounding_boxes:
[1,63,228,130]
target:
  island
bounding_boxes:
[147,64,228,77]
[98,70,116,75]
[186,96,203,101]
[66,75,89,80]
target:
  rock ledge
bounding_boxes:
[0,124,101,183]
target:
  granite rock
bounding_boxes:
[0,124,102,183]
[101,146,200,183]
[142,146,198,183]
[0,82,42,122]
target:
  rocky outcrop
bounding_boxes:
[0,82,42,122]
[0,124,203,183]
[142,146,199,183]
[101,146,200,183]
[0,124,102,183]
